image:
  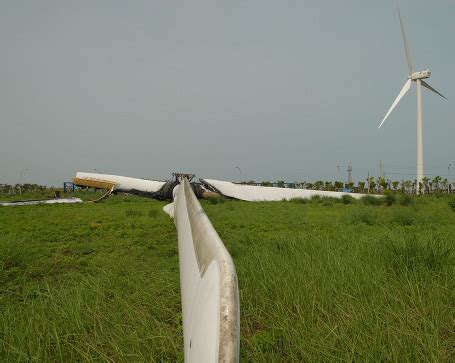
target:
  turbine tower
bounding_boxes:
[378,8,446,193]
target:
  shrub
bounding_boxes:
[361,195,383,206]
[289,198,308,204]
[322,197,336,207]
[399,194,414,206]
[449,199,455,212]
[384,192,396,206]
[391,211,415,226]
[310,195,322,203]
[148,208,159,218]
[207,195,225,205]
[385,234,451,275]
[352,211,377,226]
[125,209,143,217]
[341,194,355,204]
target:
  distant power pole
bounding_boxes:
[379,160,384,179]
[347,162,353,185]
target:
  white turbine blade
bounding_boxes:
[398,7,413,74]
[378,79,412,129]
[421,80,447,99]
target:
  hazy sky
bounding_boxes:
[1,0,454,186]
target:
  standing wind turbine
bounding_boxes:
[378,8,446,193]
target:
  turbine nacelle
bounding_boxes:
[410,70,431,80]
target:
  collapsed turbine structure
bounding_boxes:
[73,172,204,201]
[378,8,446,192]
[73,172,370,203]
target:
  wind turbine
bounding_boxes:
[378,7,446,193]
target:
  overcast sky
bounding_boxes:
[1,0,454,186]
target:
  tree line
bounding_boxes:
[241,176,454,194]
[0,184,49,195]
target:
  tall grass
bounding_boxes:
[1,194,454,361]
[203,197,455,361]
[0,196,182,361]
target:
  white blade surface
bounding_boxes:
[421,80,447,99]
[202,179,370,202]
[398,7,413,74]
[74,172,165,193]
[379,79,412,129]
[173,179,240,361]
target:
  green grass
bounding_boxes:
[0,195,181,361]
[201,196,455,361]
[1,193,454,361]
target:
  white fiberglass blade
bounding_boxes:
[173,179,239,361]
[0,198,82,206]
[421,80,446,99]
[201,179,371,202]
[74,172,166,193]
[398,7,413,74]
[378,79,412,129]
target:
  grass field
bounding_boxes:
[1,192,454,361]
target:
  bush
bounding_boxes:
[361,195,383,206]
[125,209,143,217]
[399,194,414,206]
[449,199,455,212]
[341,194,355,204]
[289,198,308,204]
[391,211,415,226]
[384,192,396,206]
[207,195,225,205]
[385,234,451,275]
[148,208,159,218]
[322,197,336,206]
[352,211,377,226]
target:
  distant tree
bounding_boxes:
[276,180,285,188]
[441,178,448,193]
[392,181,400,191]
[367,177,376,194]
[421,177,430,194]
[431,176,442,193]
[313,181,324,190]
[411,180,417,194]
[324,181,334,191]
[379,178,388,193]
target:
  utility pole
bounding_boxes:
[347,162,352,186]
[19,168,30,195]
[449,161,455,194]
[367,171,370,194]
[379,160,384,179]
[235,166,241,182]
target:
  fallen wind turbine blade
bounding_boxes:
[398,7,413,74]
[379,79,412,129]
[421,80,447,99]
